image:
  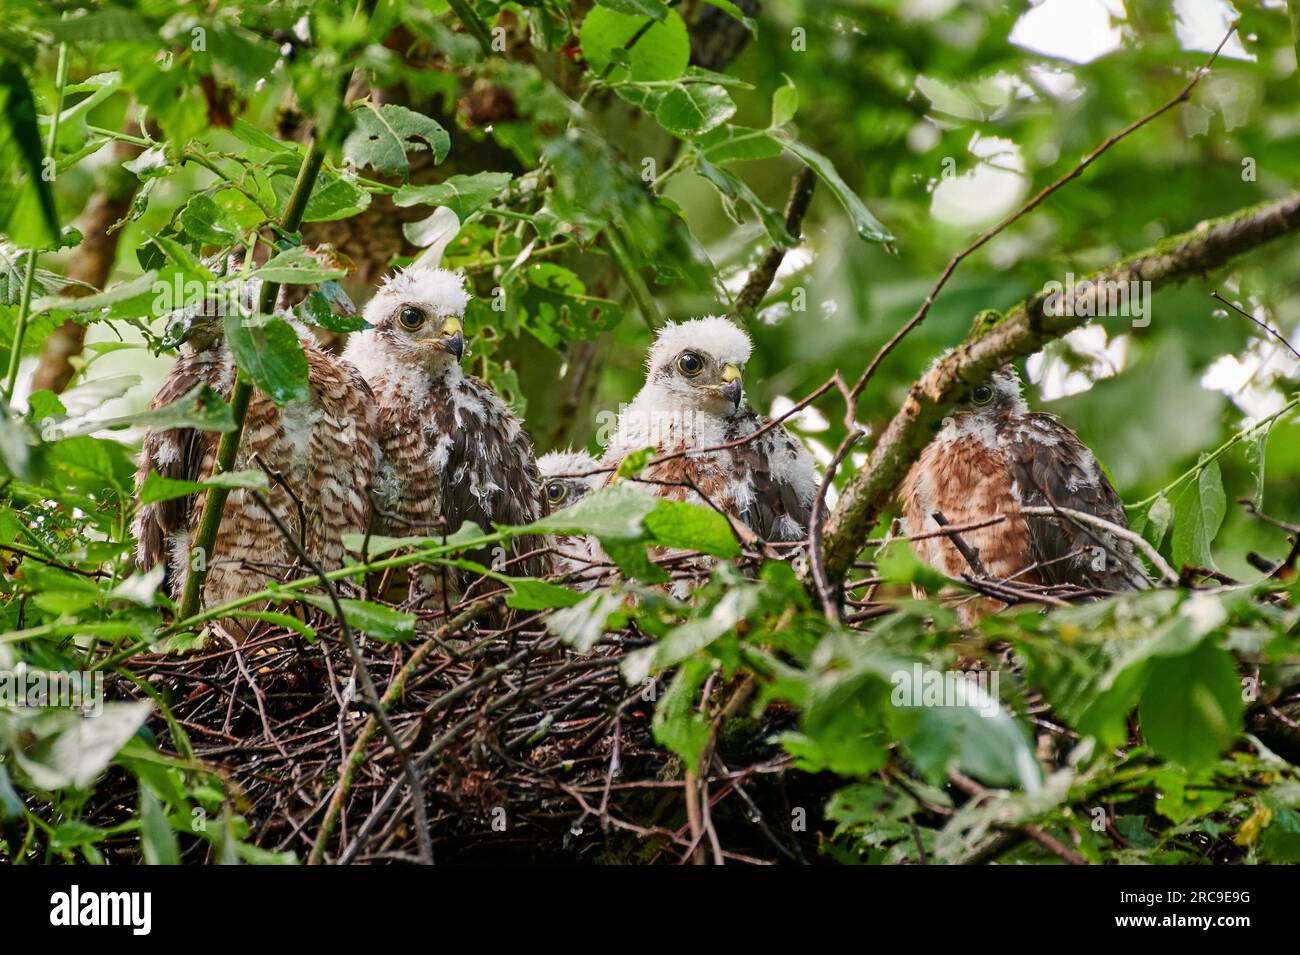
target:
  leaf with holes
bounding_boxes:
[343,102,450,177]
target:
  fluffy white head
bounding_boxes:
[345,266,470,383]
[636,316,753,417]
[647,316,751,374]
[538,448,600,510]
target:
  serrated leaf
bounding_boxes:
[655,83,736,137]
[251,247,347,285]
[178,194,241,247]
[580,7,690,82]
[343,102,450,177]
[223,310,309,405]
[645,498,741,558]
[303,175,372,223]
[393,171,512,220]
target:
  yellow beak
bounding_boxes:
[441,316,463,337]
[721,364,742,384]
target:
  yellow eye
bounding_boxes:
[398,305,426,330]
[971,384,995,405]
[545,481,568,505]
[677,352,704,377]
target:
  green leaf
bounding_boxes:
[770,75,798,127]
[697,124,784,164]
[596,0,669,20]
[546,590,626,653]
[580,7,690,82]
[303,175,372,223]
[251,247,347,285]
[1139,640,1242,769]
[223,310,310,405]
[1170,460,1226,571]
[655,83,736,137]
[780,138,894,243]
[502,577,584,610]
[343,102,450,177]
[296,594,418,643]
[522,482,659,541]
[695,158,794,247]
[39,9,155,42]
[57,382,235,439]
[1245,421,1271,509]
[645,498,742,558]
[6,702,153,790]
[624,585,761,682]
[0,60,59,247]
[139,787,181,865]
[652,656,713,769]
[296,289,369,333]
[204,25,283,87]
[0,764,23,820]
[393,172,512,220]
[615,446,655,478]
[178,194,241,247]
[140,468,268,504]
[702,0,756,34]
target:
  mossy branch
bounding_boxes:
[816,192,1300,587]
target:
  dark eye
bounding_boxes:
[971,385,995,405]
[677,352,704,377]
[545,481,568,505]
[397,305,426,330]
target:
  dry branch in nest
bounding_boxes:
[84,600,819,865]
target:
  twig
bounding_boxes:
[1210,289,1300,363]
[251,489,434,866]
[1019,505,1177,584]
[731,167,817,322]
[931,512,989,577]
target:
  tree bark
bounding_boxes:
[30,136,142,394]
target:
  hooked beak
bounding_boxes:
[719,363,743,408]
[439,316,464,362]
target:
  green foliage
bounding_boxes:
[1,0,1299,867]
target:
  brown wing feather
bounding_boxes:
[726,411,814,542]
[1005,412,1149,591]
[132,348,227,582]
[436,374,549,578]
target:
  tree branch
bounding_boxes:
[817,192,1300,586]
